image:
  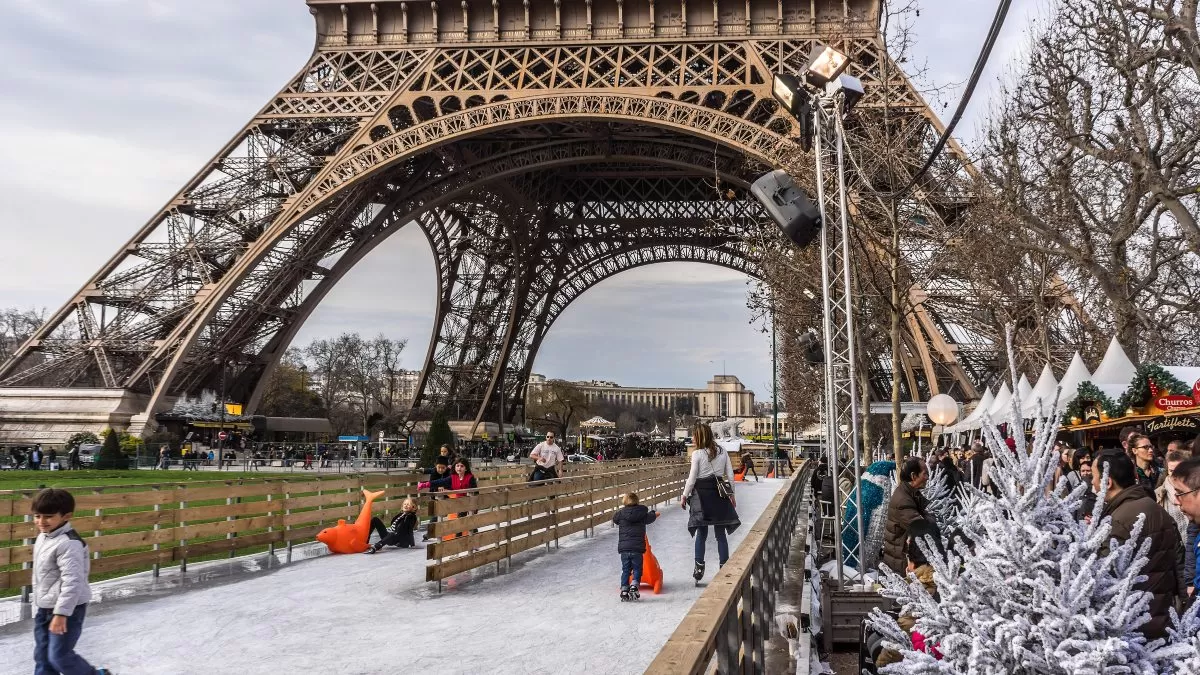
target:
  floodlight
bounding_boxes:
[772,73,815,152]
[751,170,823,248]
[825,74,865,112]
[804,44,850,87]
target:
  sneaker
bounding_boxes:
[693,561,705,581]
[620,586,630,602]
[629,586,641,601]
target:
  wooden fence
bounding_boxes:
[0,457,682,594]
[424,462,690,585]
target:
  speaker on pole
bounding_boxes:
[751,170,823,248]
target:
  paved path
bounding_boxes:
[0,478,786,675]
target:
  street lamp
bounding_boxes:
[927,393,959,451]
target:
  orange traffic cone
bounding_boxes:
[639,534,664,594]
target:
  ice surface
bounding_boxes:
[0,479,785,674]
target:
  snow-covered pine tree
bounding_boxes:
[866,325,1199,674]
[921,460,958,538]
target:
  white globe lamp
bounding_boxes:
[927,394,959,427]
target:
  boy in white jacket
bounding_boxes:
[31,488,108,675]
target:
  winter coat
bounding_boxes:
[387,511,417,534]
[968,452,990,489]
[429,473,477,491]
[425,466,453,483]
[612,505,658,554]
[1188,522,1199,592]
[1101,486,1185,639]
[881,481,930,574]
[33,522,92,616]
[1135,465,1162,494]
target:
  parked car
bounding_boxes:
[77,444,102,467]
[566,454,596,463]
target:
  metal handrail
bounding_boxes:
[645,461,813,675]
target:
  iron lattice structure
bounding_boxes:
[3,0,1033,433]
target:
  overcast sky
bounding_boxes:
[0,0,1042,398]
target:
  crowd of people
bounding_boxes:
[866,427,1200,667]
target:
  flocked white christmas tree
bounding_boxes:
[921,460,959,538]
[867,325,1200,673]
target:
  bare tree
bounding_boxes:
[973,0,1200,363]
[525,379,590,439]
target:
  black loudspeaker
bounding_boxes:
[750,170,822,248]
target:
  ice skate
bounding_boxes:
[620,586,630,602]
[629,585,641,601]
[362,544,378,554]
[693,560,705,585]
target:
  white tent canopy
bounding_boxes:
[1092,336,1137,400]
[946,387,994,433]
[986,382,1015,422]
[1023,364,1060,418]
[1056,352,1093,410]
[580,416,615,428]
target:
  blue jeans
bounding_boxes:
[694,526,729,565]
[620,552,643,589]
[34,605,97,675]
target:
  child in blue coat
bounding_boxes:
[612,492,658,601]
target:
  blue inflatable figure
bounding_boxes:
[840,460,896,569]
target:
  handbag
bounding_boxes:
[716,475,734,499]
[709,451,734,499]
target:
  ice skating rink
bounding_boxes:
[0,478,785,675]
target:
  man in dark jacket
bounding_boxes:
[882,458,930,574]
[1095,449,1185,639]
[613,493,658,600]
[1169,457,1200,604]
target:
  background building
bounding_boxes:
[559,374,756,419]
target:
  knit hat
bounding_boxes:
[1004,437,1017,451]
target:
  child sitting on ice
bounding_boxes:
[364,498,419,553]
[612,492,658,601]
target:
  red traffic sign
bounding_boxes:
[218,431,228,441]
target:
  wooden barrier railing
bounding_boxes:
[646,460,812,675]
[424,461,690,586]
[0,457,682,593]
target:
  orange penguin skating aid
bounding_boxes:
[638,534,664,594]
[315,489,386,553]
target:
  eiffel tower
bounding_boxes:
[0,0,1008,439]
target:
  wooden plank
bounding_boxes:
[90,548,174,575]
[426,541,507,581]
[426,525,505,557]
[282,504,358,527]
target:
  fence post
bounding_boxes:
[178,495,189,573]
[504,486,512,573]
[20,511,33,620]
[152,486,162,578]
[91,488,101,561]
[225,486,236,558]
[266,489,275,559]
[284,483,294,563]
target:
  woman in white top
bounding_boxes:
[681,422,741,582]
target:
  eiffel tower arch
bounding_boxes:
[0,0,995,440]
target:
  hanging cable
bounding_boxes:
[884,0,1014,197]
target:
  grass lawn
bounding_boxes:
[0,470,292,493]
